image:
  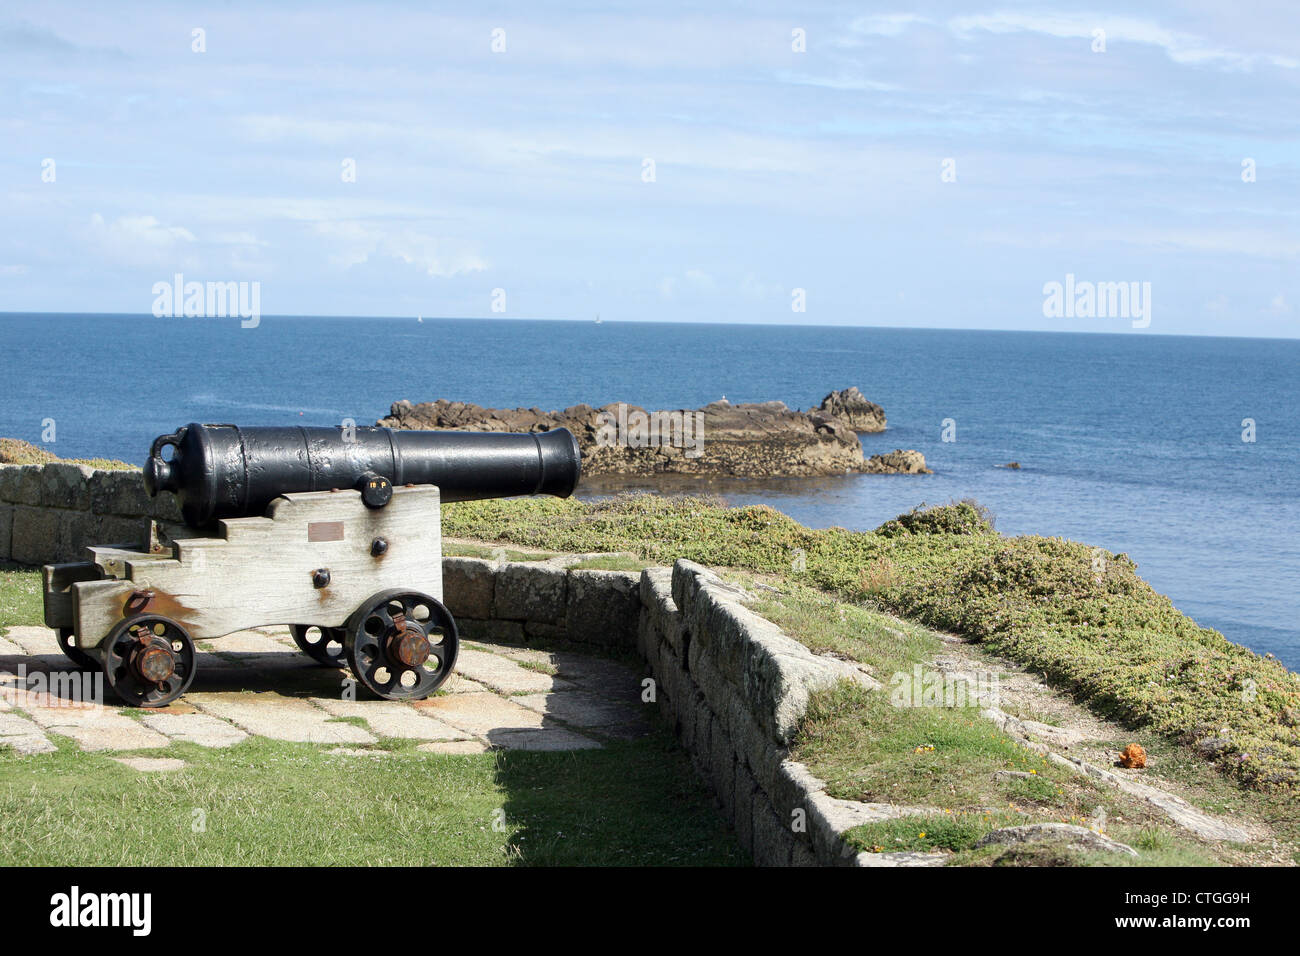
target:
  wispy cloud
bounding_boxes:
[947,11,1300,70]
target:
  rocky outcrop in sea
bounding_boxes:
[379,391,930,478]
[812,387,887,432]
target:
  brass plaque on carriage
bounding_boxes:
[308,521,345,542]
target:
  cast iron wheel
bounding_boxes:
[344,590,458,701]
[289,624,347,667]
[56,627,98,670]
[103,614,197,708]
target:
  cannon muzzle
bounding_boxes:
[144,423,582,527]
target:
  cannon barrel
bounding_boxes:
[143,423,582,527]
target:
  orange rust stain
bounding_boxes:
[121,588,197,630]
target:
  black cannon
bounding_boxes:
[42,422,582,707]
[144,422,582,527]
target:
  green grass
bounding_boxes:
[0,731,745,866]
[0,564,43,629]
[516,659,559,676]
[749,584,1242,863]
[443,495,1300,795]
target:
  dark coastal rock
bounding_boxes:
[379,396,927,479]
[863,449,931,475]
[812,387,886,433]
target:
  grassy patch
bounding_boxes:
[0,732,745,866]
[516,659,558,676]
[0,564,43,632]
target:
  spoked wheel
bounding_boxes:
[103,614,197,708]
[289,624,347,667]
[56,627,98,670]
[344,590,458,701]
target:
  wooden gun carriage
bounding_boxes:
[40,423,581,707]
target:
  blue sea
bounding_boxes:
[2,313,1297,668]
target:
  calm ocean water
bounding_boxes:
[2,313,1297,668]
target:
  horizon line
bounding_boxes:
[0,310,1296,343]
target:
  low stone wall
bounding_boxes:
[443,556,642,651]
[0,463,181,565]
[3,461,880,866]
[440,553,878,866]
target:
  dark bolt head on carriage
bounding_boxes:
[41,423,582,707]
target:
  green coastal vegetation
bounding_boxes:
[0,437,133,471]
[439,494,1299,863]
[442,495,1299,798]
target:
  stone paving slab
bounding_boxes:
[313,698,471,741]
[441,673,488,694]
[223,652,323,671]
[513,690,649,733]
[0,712,57,754]
[140,712,249,748]
[23,704,170,752]
[486,727,602,751]
[188,692,376,744]
[1,626,634,756]
[548,653,646,701]
[205,630,299,656]
[4,626,62,656]
[454,648,573,694]
[0,733,57,754]
[413,691,548,735]
[501,647,560,666]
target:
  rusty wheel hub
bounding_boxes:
[130,629,177,685]
[385,614,431,668]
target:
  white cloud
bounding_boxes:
[80,213,196,266]
[312,221,486,277]
[947,12,1299,71]
[1265,293,1291,315]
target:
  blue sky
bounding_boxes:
[1,1,1297,336]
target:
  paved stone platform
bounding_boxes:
[0,625,652,767]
